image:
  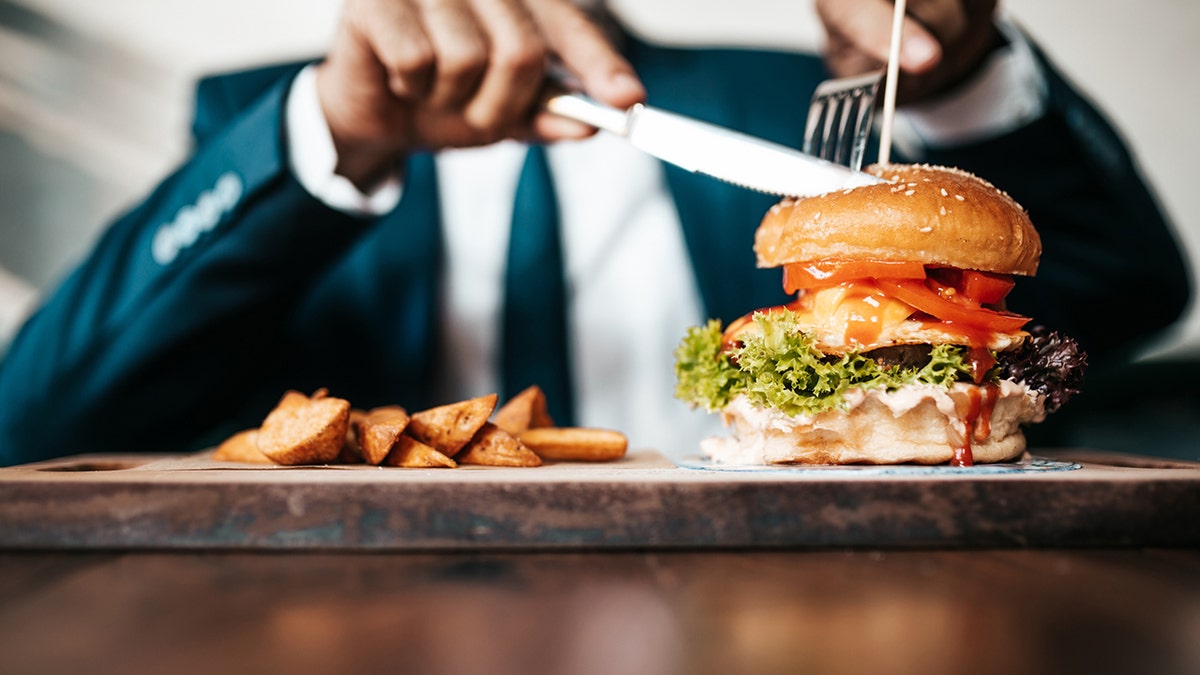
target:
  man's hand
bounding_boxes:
[314,0,645,188]
[816,0,1005,104]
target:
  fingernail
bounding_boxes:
[902,37,939,69]
[610,71,645,98]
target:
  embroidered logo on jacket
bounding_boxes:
[151,172,243,265]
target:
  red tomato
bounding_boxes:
[783,260,926,293]
[959,270,1016,305]
[876,278,1031,333]
[926,266,962,288]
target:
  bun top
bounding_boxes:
[754,163,1041,275]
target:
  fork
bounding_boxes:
[805,0,907,170]
[802,70,883,172]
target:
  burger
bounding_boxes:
[673,163,1085,466]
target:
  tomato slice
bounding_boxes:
[876,278,1031,333]
[959,270,1015,305]
[783,260,926,293]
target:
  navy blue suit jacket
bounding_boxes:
[0,34,1189,464]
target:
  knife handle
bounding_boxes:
[542,92,630,136]
[538,59,631,136]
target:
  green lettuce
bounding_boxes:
[673,310,980,417]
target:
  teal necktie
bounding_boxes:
[501,145,575,425]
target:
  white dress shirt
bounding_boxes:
[0,267,37,359]
[284,31,1047,459]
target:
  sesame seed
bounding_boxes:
[940,188,948,197]
[905,190,915,196]
[940,206,947,215]
[955,194,965,201]
[919,226,933,233]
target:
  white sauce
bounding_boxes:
[703,381,1046,465]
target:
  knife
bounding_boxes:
[543,91,885,197]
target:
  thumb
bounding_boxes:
[531,2,644,109]
[820,0,943,74]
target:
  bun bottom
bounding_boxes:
[702,385,1042,466]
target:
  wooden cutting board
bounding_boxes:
[1,449,1197,550]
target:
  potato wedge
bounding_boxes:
[406,393,497,456]
[384,435,457,468]
[517,427,628,462]
[493,385,555,435]
[212,429,272,464]
[257,390,351,465]
[457,422,542,467]
[352,405,410,465]
[338,409,367,464]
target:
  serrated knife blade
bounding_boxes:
[544,92,885,197]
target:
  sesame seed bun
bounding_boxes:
[754,163,1041,276]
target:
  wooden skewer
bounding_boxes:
[877,0,907,165]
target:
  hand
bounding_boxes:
[815,0,1005,104]
[314,0,646,188]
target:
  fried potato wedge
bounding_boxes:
[257,390,351,465]
[457,422,542,467]
[492,385,555,435]
[338,440,364,464]
[406,393,498,456]
[338,410,367,464]
[212,389,581,469]
[352,405,410,465]
[518,427,628,462]
[384,434,457,468]
[212,429,272,464]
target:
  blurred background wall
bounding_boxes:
[2,0,1198,358]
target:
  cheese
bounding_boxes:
[726,283,1023,353]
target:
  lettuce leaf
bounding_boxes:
[673,310,980,417]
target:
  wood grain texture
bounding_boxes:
[1,450,1198,549]
[1,549,1198,675]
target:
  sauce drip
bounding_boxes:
[951,383,999,467]
[967,345,996,384]
[922,322,998,382]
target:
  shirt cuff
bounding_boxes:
[890,21,1048,156]
[285,64,403,216]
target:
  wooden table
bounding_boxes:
[1,548,1198,674]
[2,449,1198,673]
[2,450,1198,549]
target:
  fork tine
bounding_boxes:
[849,76,880,170]
[847,88,876,170]
[803,70,882,170]
[833,94,856,165]
[819,101,839,160]
[802,99,825,157]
